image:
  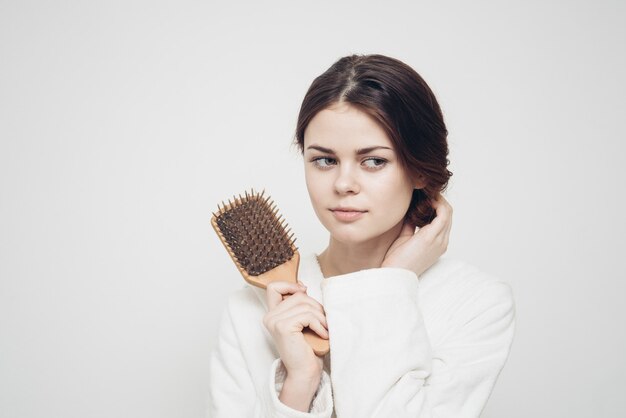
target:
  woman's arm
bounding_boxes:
[262,281,329,413]
[321,267,515,417]
[207,294,334,418]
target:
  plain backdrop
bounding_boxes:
[1,1,625,417]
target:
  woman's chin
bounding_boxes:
[325,226,380,246]
[321,217,404,247]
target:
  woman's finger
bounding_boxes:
[431,195,452,250]
[306,317,330,340]
[429,195,452,237]
[443,199,453,238]
[277,311,329,339]
[266,291,326,319]
[398,219,416,239]
[271,303,328,330]
[440,196,453,236]
[266,281,306,311]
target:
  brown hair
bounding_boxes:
[293,54,453,227]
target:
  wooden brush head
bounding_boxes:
[211,188,300,289]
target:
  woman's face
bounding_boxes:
[303,102,417,245]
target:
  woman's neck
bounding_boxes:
[316,220,404,278]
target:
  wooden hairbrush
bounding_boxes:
[210,188,330,356]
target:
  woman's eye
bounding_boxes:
[362,158,387,169]
[311,157,336,169]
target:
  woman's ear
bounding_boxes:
[413,176,427,190]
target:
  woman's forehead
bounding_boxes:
[304,105,394,151]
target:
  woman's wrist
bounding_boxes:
[279,372,322,412]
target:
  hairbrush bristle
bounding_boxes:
[213,188,297,276]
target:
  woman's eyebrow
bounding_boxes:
[306,145,392,155]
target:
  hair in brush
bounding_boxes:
[211,188,303,291]
[212,189,297,276]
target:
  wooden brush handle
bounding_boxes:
[302,327,330,356]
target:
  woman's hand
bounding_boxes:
[381,193,453,277]
[262,281,328,380]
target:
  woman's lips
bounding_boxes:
[330,209,366,222]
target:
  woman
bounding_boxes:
[208,54,515,417]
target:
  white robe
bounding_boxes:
[207,253,516,417]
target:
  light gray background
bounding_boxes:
[1,1,624,417]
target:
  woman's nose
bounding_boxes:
[334,164,360,194]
